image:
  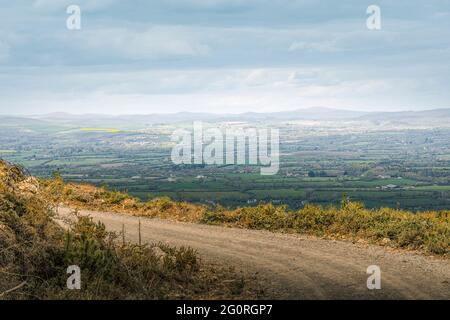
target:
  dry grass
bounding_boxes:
[0,160,266,300]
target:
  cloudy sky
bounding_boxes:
[0,0,449,115]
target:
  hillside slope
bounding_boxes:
[0,160,266,299]
[58,182,449,257]
[60,207,450,299]
[2,159,449,299]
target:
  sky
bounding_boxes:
[0,0,449,115]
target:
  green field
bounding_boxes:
[3,123,450,211]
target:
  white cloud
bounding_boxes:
[1,1,449,114]
[2,65,445,115]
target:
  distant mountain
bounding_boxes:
[236,107,367,121]
[4,107,450,130]
[28,107,367,125]
[358,108,450,125]
[0,116,72,133]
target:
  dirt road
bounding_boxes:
[59,207,450,299]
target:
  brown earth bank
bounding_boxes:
[60,207,450,300]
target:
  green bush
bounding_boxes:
[1,160,263,300]
[199,198,448,256]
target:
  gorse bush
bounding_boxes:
[57,182,449,257]
[57,216,204,299]
[0,160,263,299]
[201,199,449,256]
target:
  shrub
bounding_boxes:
[43,161,449,257]
[1,160,264,300]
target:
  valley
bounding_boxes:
[3,108,450,211]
